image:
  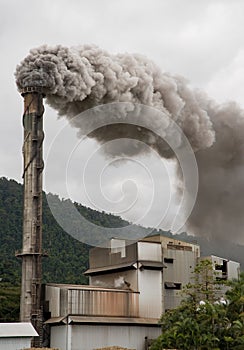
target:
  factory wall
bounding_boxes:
[137,269,162,318]
[50,326,67,350]
[227,260,240,280]
[46,284,139,318]
[0,323,38,350]
[200,255,240,281]
[87,238,201,316]
[50,323,161,350]
[89,240,163,318]
[89,240,137,270]
[90,269,138,291]
[0,338,32,350]
[45,235,240,350]
[137,241,162,261]
[90,269,162,318]
[142,235,200,310]
[200,255,241,297]
[163,247,198,310]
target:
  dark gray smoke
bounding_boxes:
[15,45,244,244]
[15,45,214,153]
[190,97,244,244]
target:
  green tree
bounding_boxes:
[223,273,244,349]
[184,259,221,304]
[0,283,20,322]
[226,272,244,320]
[151,297,228,349]
[151,261,244,350]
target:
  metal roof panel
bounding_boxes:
[68,316,160,325]
[84,261,137,275]
[0,323,38,337]
[138,260,166,269]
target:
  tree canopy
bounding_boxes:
[151,262,244,350]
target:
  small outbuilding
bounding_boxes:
[0,322,38,350]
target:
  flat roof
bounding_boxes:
[201,256,240,264]
[84,261,137,275]
[143,234,200,247]
[0,323,38,337]
[45,316,160,326]
[46,283,138,293]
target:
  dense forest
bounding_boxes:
[0,176,135,286]
[0,176,243,321]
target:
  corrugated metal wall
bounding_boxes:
[68,289,138,317]
[0,338,31,350]
[46,285,139,318]
[50,324,161,350]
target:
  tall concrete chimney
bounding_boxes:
[16,86,45,347]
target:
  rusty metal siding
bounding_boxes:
[67,289,139,317]
[46,285,139,318]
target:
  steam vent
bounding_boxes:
[16,86,45,347]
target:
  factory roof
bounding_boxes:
[45,316,160,326]
[0,322,38,337]
[84,261,137,275]
[84,260,166,275]
[46,283,138,293]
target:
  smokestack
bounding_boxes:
[16,86,45,347]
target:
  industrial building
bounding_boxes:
[85,236,200,314]
[44,235,240,350]
[0,322,38,350]
[200,254,240,297]
[201,255,240,282]
[16,86,240,350]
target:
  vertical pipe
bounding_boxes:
[17,86,44,347]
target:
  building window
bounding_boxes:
[164,282,182,290]
[215,264,223,271]
[164,257,174,263]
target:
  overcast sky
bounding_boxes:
[1,0,244,234]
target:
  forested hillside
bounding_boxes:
[0,176,243,321]
[0,177,131,286]
[1,176,243,286]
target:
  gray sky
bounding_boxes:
[1,0,244,234]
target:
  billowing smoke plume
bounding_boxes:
[15,45,214,154]
[15,45,244,243]
[190,97,244,244]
